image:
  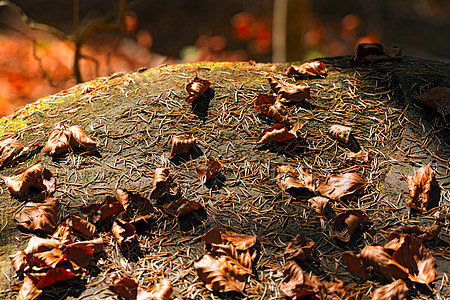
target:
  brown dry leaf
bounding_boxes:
[202,227,257,250]
[276,165,315,196]
[342,149,372,164]
[389,234,436,284]
[308,196,331,215]
[81,196,125,224]
[68,125,97,149]
[332,210,367,242]
[33,268,78,289]
[326,278,355,300]
[267,76,310,103]
[342,252,370,279]
[212,243,256,272]
[284,233,314,261]
[149,167,178,199]
[43,123,71,156]
[169,134,197,158]
[31,248,66,269]
[70,215,96,239]
[406,164,434,212]
[196,156,222,184]
[186,75,212,103]
[328,125,352,144]
[256,122,300,145]
[317,173,367,200]
[418,87,450,117]
[10,251,30,275]
[52,222,73,245]
[15,197,60,233]
[350,43,402,65]
[112,219,136,249]
[0,138,40,169]
[254,93,290,124]
[280,260,323,298]
[17,274,42,300]
[371,279,408,300]
[286,61,325,78]
[2,163,55,197]
[71,237,104,253]
[388,222,443,242]
[164,198,203,217]
[109,276,138,300]
[63,243,94,268]
[137,278,173,300]
[194,253,248,293]
[115,188,154,212]
[24,237,59,255]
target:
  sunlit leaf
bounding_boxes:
[169,134,197,158]
[275,165,315,196]
[308,196,331,216]
[256,122,300,145]
[284,233,314,261]
[406,164,434,212]
[332,210,367,242]
[17,275,42,300]
[2,163,55,197]
[109,276,138,300]
[388,222,443,242]
[34,268,77,289]
[149,167,178,199]
[186,76,211,103]
[70,214,96,239]
[267,76,310,103]
[371,279,408,300]
[164,198,203,217]
[202,227,257,250]
[280,260,323,298]
[196,156,222,184]
[0,138,40,169]
[15,197,60,233]
[112,219,136,250]
[341,149,372,164]
[350,43,401,65]
[317,173,366,200]
[286,61,325,78]
[43,123,96,156]
[328,125,352,144]
[326,278,355,300]
[68,125,97,149]
[254,93,290,124]
[10,251,30,275]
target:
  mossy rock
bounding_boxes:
[0,57,449,299]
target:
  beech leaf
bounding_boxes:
[256,122,300,145]
[211,243,256,273]
[68,125,97,149]
[284,233,314,261]
[326,278,355,300]
[186,76,211,103]
[341,149,372,164]
[275,165,315,196]
[317,173,367,200]
[280,260,323,298]
[169,134,197,158]
[43,123,96,156]
[254,93,290,124]
[115,188,154,212]
[0,138,40,169]
[17,275,42,300]
[15,197,60,233]
[24,237,60,255]
[267,76,310,103]
[137,278,173,300]
[387,222,443,242]
[332,210,367,242]
[406,164,434,212]
[202,227,257,250]
[328,125,352,144]
[164,198,203,217]
[70,214,96,239]
[308,196,331,216]
[2,163,55,197]
[418,86,450,117]
[286,61,325,78]
[149,167,178,199]
[196,156,222,184]
[34,268,77,289]
[112,219,136,249]
[10,251,30,275]
[81,196,125,224]
[109,276,138,300]
[350,43,401,65]
[370,279,408,300]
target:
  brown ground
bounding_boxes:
[0,56,448,299]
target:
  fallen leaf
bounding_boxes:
[70,215,96,239]
[194,253,248,293]
[286,61,325,78]
[44,123,97,156]
[68,125,97,149]
[341,149,372,164]
[332,210,367,242]
[63,243,94,268]
[256,122,300,145]
[371,279,408,300]
[81,196,125,224]
[388,222,443,242]
[308,196,331,215]
[196,156,222,184]
[137,278,173,300]
[2,163,55,197]
[350,43,401,65]
[284,233,314,261]
[164,198,203,217]
[212,243,256,272]
[24,237,60,255]
[418,87,450,117]
[317,173,367,200]
[186,76,212,103]
[388,234,436,284]
[202,227,257,250]
[112,219,136,249]
[52,222,73,245]
[115,188,154,212]
[169,135,197,158]
[326,278,355,300]
[406,164,434,212]
[10,251,30,275]
[254,94,290,124]
[328,125,352,144]
[71,237,104,253]
[267,76,310,103]
[15,197,60,233]
[109,276,138,300]
[33,268,78,289]
[0,138,40,169]
[275,165,315,196]
[149,167,178,199]
[17,275,42,300]
[342,252,370,279]
[280,260,323,298]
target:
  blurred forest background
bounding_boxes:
[0,0,449,116]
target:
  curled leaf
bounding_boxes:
[341,149,372,164]
[328,125,352,144]
[149,167,178,199]
[43,123,96,156]
[332,210,367,242]
[418,87,450,117]
[406,164,434,212]
[267,76,310,103]
[308,196,331,215]
[137,278,173,300]
[0,138,40,169]
[2,163,55,197]
[202,227,256,250]
[194,254,248,293]
[371,279,408,300]
[115,188,153,212]
[112,219,136,250]
[350,43,402,65]
[70,215,96,239]
[109,276,138,300]
[10,251,30,275]
[280,260,323,298]
[212,243,256,272]
[24,237,60,255]
[186,76,212,103]
[68,125,97,149]
[317,173,367,200]
[388,222,443,242]
[81,196,125,224]
[286,61,325,78]
[342,252,370,279]
[15,197,60,233]
[34,267,78,289]
[164,198,203,217]
[284,233,314,261]
[71,237,104,253]
[256,122,300,145]
[276,165,315,196]
[17,275,42,300]
[169,134,197,158]
[254,93,290,124]
[196,156,222,184]
[326,278,355,300]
